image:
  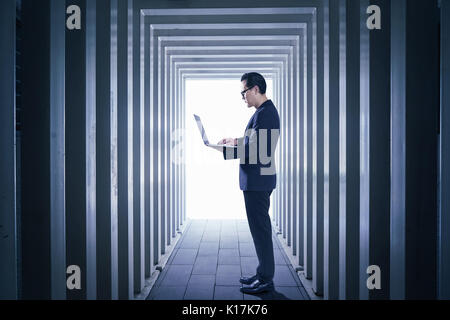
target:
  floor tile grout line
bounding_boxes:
[184,224,203,300]
[215,219,222,299]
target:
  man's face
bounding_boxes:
[241,80,256,108]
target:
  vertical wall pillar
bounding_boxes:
[161,42,168,255]
[340,0,360,300]
[359,0,370,300]
[21,0,66,299]
[150,27,161,266]
[279,59,283,235]
[96,0,119,300]
[304,12,315,280]
[359,0,391,300]
[297,30,307,268]
[178,72,181,226]
[324,0,340,300]
[144,15,152,281]
[178,63,182,230]
[86,0,97,300]
[178,70,182,228]
[165,51,173,245]
[159,40,167,256]
[65,0,87,301]
[280,64,283,235]
[281,64,286,239]
[65,0,97,300]
[391,0,439,300]
[166,51,171,243]
[440,0,450,300]
[275,73,280,229]
[288,50,293,249]
[183,74,186,224]
[293,38,302,260]
[0,0,17,300]
[182,71,185,225]
[284,63,288,241]
[117,0,134,300]
[312,0,326,296]
[173,60,180,234]
[390,0,406,300]
[168,54,177,239]
[133,8,145,293]
[49,0,67,299]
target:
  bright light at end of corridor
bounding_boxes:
[185,79,273,220]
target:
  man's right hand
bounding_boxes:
[218,138,237,146]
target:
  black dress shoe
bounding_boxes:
[240,274,258,285]
[240,279,274,294]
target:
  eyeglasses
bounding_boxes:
[240,86,254,99]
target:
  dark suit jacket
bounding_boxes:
[222,99,280,191]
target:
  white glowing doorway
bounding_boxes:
[185,79,274,220]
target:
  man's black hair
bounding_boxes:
[241,72,267,94]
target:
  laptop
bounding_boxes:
[193,114,237,148]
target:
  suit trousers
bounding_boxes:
[243,190,274,283]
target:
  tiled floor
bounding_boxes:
[146,219,310,300]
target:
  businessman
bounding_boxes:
[218,72,280,294]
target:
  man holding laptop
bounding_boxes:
[215,72,280,294]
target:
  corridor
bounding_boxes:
[1,0,450,301]
[146,219,309,300]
